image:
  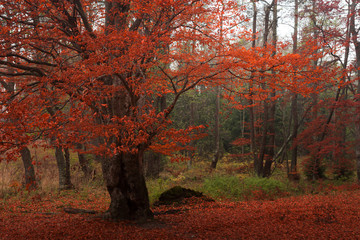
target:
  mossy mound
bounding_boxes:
[154,186,214,206]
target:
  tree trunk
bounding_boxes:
[309,0,322,180]
[77,143,93,180]
[249,0,258,171]
[211,85,221,169]
[290,94,298,173]
[255,3,272,177]
[20,147,37,190]
[101,150,153,220]
[55,146,73,190]
[290,0,299,174]
[264,0,278,178]
[144,150,162,179]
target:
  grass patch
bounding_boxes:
[202,175,243,200]
[241,177,289,200]
[201,175,291,201]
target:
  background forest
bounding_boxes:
[2,0,360,230]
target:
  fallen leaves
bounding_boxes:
[1,189,360,239]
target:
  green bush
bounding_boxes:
[202,175,289,201]
[242,177,287,199]
[202,175,243,200]
[243,177,286,193]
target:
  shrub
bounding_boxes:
[202,175,243,200]
[302,157,326,180]
[242,177,288,200]
[331,157,354,181]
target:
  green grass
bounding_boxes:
[202,175,243,200]
[200,175,290,201]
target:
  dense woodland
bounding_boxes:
[1,0,360,232]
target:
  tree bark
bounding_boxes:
[255,2,272,177]
[211,85,221,169]
[97,1,153,220]
[101,151,153,220]
[55,146,73,190]
[144,96,166,177]
[264,0,278,178]
[76,143,93,180]
[249,0,258,171]
[290,0,299,174]
[144,150,162,179]
[20,147,37,190]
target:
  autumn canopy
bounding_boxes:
[0,0,344,220]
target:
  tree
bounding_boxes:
[288,0,301,179]
[223,0,339,178]
[211,85,221,169]
[0,6,37,190]
[294,0,355,180]
[0,0,243,220]
[350,0,360,182]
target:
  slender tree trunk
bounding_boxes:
[47,106,74,189]
[20,147,37,190]
[309,0,322,180]
[249,0,258,171]
[264,0,278,177]
[241,109,245,154]
[257,101,268,177]
[255,3,272,177]
[188,100,196,169]
[211,85,221,169]
[290,94,298,172]
[55,146,73,190]
[78,152,93,180]
[77,143,93,180]
[290,0,299,174]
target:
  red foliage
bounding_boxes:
[297,98,356,179]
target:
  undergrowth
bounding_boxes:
[1,152,359,206]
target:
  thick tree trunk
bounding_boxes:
[101,151,153,220]
[20,147,37,190]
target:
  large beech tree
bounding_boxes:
[0,0,243,220]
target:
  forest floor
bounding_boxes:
[1,187,360,239]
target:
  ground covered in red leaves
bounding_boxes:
[1,189,360,239]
